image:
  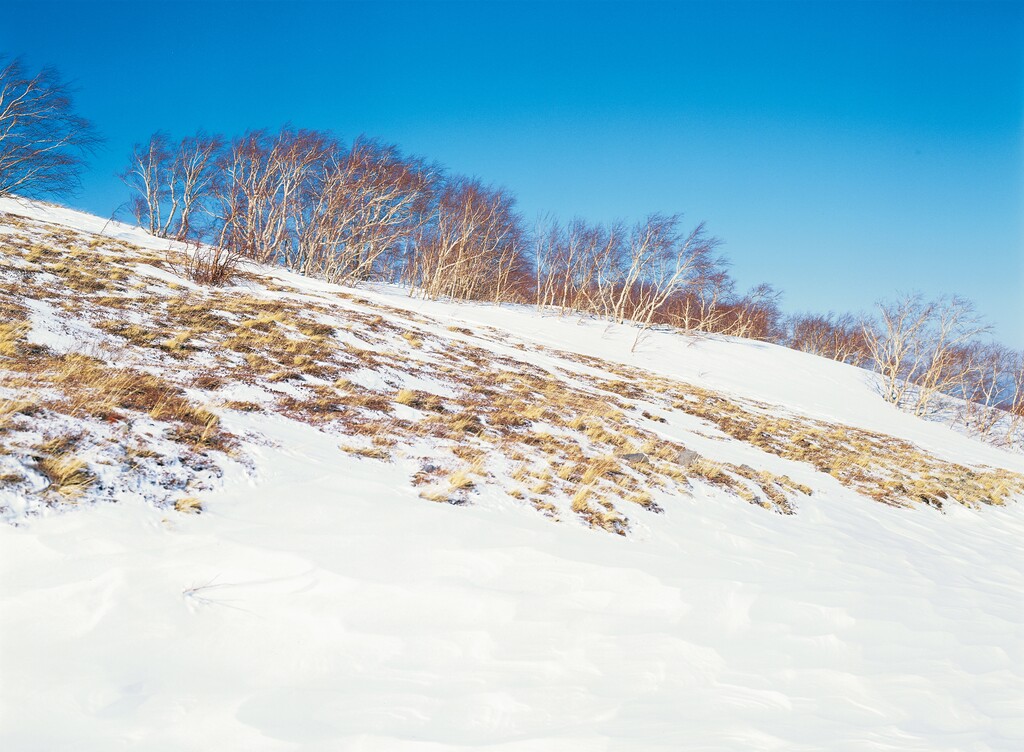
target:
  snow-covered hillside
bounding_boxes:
[1,197,1023,751]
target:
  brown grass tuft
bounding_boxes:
[36,444,95,498]
[174,496,203,514]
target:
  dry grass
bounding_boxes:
[0,321,30,357]
[32,354,234,452]
[689,458,724,481]
[174,496,203,514]
[35,437,95,498]
[340,444,391,461]
[3,210,1021,531]
[394,388,424,408]
[419,487,451,503]
[580,455,623,485]
[401,331,423,348]
[569,485,627,534]
[591,370,1024,511]
[0,397,35,431]
[447,467,476,491]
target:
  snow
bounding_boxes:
[2,197,1024,750]
[24,296,109,355]
[0,196,177,252]
[345,288,1024,473]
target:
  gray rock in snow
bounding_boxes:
[676,448,700,466]
[618,452,651,465]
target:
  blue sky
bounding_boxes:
[3,0,1022,346]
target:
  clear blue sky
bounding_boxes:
[4,0,1022,346]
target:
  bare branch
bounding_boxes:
[0,56,100,198]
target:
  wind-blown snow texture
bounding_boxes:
[1,198,1023,751]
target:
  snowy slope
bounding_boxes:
[1,197,1023,751]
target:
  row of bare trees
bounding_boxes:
[786,312,869,366]
[532,215,785,343]
[534,217,716,318]
[0,53,832,350]
[3,53,1019,448]
[122,127,780,340]
[785,296,1024,445]
[122,128,535,302]
[953,345,1024,441]
[664,281,784,341]
[120,126,1023,446]
[861,294,1024,443]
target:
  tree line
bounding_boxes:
[1,54,1021,444]
[120,128,787,336]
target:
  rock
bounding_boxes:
[676,448,700,466]
[618,452,650,465]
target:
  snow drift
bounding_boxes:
[1,197,1023,751]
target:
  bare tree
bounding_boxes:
[121,132,171,235]
[909,297,990,416]
[121,131,224,240]
[863,295,936,408]
[863,294,991,415]
[296,137,434,284]
[212,128,335,265]
[0,56,100,198]
[616,217,721,349]
[168,132,223,239]
[673,278,727,333]
[952,342,1012,436]
[1004,352,1024,446]
[787,311,870,365]
[534,217,621,314]
[716,283,784,341]
[409,177,526,302]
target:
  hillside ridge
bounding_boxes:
[2,197,1022,527]
[4,197,1024,751]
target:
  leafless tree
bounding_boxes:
[409,177,526,302]
[121,131,224,240]
[0,56,100,198]
[169,132,223,239]
[122,131,171,235]
[863,295,937,408]
[1004,352,1024,446]
[672,280,727,333]
[296,137,435,284]
[909,297,991,416]
[534,218,622,314]
[716,283,784,341]
[787,311,870,365]
[863,294,991,415]
[211,128,335,264]
[614,217,720,349]
[952,343,1011,436]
